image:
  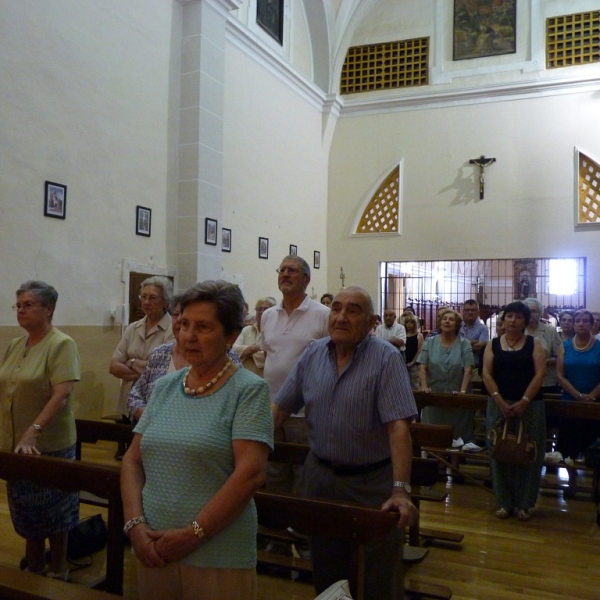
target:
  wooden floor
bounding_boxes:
[1,442,599,599]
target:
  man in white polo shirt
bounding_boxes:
[261,255,330,497]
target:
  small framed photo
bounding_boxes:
[136,205,151,237]
[314,251,321,269]
[289,244,297,256]
[222,228,231,252]
[205,218,218,246]
[259,237,269,259]
[44,181,67,219]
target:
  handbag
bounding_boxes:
[489,418,536,466]
[67,513,108,560]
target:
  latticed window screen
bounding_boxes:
[578,150,600,224]
[547,10,600,68]
[355,166,399,234]
[340,38,429,94]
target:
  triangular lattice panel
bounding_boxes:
[355,166,399,234]
[578,151,600,224]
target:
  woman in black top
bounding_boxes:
[482,301,546,522]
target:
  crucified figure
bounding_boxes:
[469,155,496,199]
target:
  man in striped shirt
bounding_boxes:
[272,286,418,600]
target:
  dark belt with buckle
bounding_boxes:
[315,455,391,476]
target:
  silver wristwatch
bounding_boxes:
[393,481,412,494]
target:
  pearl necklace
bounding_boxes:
[182,358,233,396]
[573,336,593,352]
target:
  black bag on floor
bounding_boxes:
[67,513,108,560]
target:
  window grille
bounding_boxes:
[340,38,429,95]
[547,10,600,68]
[380,258,586,333]
[355,166,399,234]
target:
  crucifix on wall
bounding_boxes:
[469,155,496,199]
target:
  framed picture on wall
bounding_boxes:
[289,244,297,256]
[222,228,231,252]
[259,237,269,259]
[314,251,321,269]
[453,0,516,60]
[136,206,152,237]
[257,0,284,45]
[44,181,67,219]
[205,218,218,245]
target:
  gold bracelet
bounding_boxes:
[191,520,207,543]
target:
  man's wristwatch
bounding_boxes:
[392,481,412,494]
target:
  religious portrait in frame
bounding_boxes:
[314,251,321,270]
[136,206,151,237]
[222,228,231,252]
[259,237,269,259]
[257,0,284,45]
[44,181,67,219]
[453,0,517,61]
[513,259,536,300]
[205,218,217,246]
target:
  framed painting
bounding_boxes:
[289,244,297,256]
[136,206,151,237]
[205,218,217,246]
[44,181,67,219]
[453,0,516,61]
[257,0,284,45]
[222,228,231,252]
[314,251,321,270]
[259,237,269,259]
[513,259,536,300]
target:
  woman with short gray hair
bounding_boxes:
[109,276,174,423]
[0,280,80,579]
[233,297,276,376]
[523,298,562,392]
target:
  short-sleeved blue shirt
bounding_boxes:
[134,367,273,569]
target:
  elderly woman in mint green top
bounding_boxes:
[0,280,80,581]
[121,281,273,600]
[417,309,475,442]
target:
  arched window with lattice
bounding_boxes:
[576,148,600,227]
[353,164,402,235]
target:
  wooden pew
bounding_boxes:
[263,442,452,599]
[0,452,124,596]
[255,491,451,600]
[414,392,600,498]
[75,419,133,460]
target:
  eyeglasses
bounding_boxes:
[139,294,162,303]
[12,302,41,311]
[276,267,301,275]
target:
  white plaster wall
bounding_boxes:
[290,0,312,80]
[221,43,329,305]
[328,90,600,309]
[0,0,178,326]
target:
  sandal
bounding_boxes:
[495,508,510,519]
